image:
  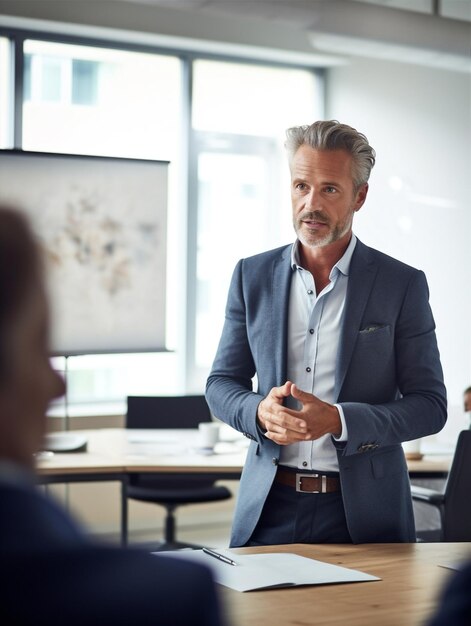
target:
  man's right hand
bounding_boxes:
[257,381,308,444]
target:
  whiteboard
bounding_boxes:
[0,150,168,355]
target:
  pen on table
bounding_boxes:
[202,547,238,566]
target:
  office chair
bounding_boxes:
[411,430,471,541]
[126,395,232,551]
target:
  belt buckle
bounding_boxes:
[296,473,327,493]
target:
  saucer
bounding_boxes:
[43,433,88,453]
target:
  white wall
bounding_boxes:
[326,57,471,447]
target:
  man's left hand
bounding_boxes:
[264,384,342,445]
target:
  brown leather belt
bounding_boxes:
[275,467,341,493]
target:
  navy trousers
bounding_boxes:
[246,468,352,546]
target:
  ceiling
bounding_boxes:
[112,0,471,71]
[116,0,471,25]
[0,0,469,71]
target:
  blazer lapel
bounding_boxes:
[334,240,378,400]
[272,246,293,386]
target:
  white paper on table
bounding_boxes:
[127,431,178,444]
[439,561,466,572]
[153,549,380,592]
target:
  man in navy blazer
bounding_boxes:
[206,120,446,547]
[0,206,223,626]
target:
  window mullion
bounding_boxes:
[12,32,25,148]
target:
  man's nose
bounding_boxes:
[305,188,320,209]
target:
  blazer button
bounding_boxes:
[272,457,279,466]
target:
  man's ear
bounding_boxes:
[354,183,369,212]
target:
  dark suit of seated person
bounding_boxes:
[426,562,471,626]
[0,205,224,626]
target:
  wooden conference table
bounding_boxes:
[36,428,452,543]
[37,427,246,543]
[223,542,471,626]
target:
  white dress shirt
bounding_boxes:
[279,235,357,472]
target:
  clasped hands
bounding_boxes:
[257,381,341,445]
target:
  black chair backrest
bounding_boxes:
[126,395,211,429]
[443,430,471,541]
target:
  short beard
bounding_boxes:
[293,211,352,249]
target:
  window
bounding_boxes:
[19,38,185,410]
[190,60,322,386]
[22,40,183,160]
[0,37,12,148]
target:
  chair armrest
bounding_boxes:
[410,485,444,506]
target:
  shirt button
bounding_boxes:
[309,328,314,334]
[272,457,279,466]
[306,367,311,373]
[307,289,313,295]
[302,461,308,467]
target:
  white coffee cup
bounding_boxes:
[198,422,220,449]
[402,438,423,460]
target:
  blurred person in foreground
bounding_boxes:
[0,205,224,626]
[427,562,471,626]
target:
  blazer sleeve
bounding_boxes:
[206,259,265,442]
[338,269,447,455]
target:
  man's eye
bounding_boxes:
[325,186,337,193]
[295,183,306,190]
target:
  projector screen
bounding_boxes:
[0,150,168,355]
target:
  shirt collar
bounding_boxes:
[291,233,357,277]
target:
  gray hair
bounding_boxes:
[285,120,376,190]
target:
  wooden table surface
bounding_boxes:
[221,542,470,626]
[37,428,451,479]
[37,427,247,477]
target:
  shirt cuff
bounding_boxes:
[333,404,348,442]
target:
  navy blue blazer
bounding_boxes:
[0,480,224,626]
[206,238,447,546]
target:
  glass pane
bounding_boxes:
[50,353,179,414]
[0,37,12,148]
[22,40,183,161]
[192,60,323,374]
[193,59,321,137]
[195,148,292,368]
[20,40,184,411]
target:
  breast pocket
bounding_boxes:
[342,324,396,403]
[356,324,392,358]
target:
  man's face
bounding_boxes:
[464,392,471,412]
[291,146,368,249]
[0,283,65,467]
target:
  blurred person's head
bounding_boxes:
[0,205,64,468]
[464,387,471,413]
